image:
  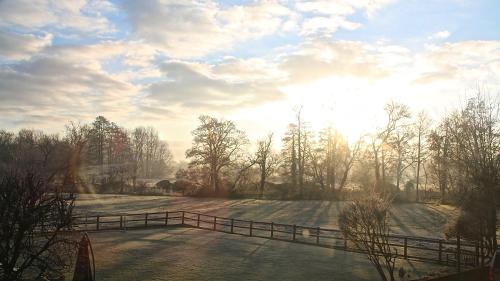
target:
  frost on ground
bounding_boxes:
[71,194,462,280]
[75,194,457,238]
[84,227,453,281]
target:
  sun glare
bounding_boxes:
[282,76,385,141]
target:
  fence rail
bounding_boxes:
[71,210,487,270]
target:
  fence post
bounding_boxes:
[145,213,148,227]
[120,216,123,229]
[181,211,185,225]
[197,214,200,228]
[96,216,100,231]
[481,238,484,267]
[475,242,479,266]
[404,238,408,259]
[438,240,442,262]
[271,222,274,238]
[457,235,461,272]
[293,225,296,241]
[165,211,169,225]
[231,219,234,234]
[213,216,217,230]
[316,227,320,244]
[344,236,347,249]
[84,215,88,231]
[249,221,253,236]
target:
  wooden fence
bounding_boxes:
[71,210,487,271]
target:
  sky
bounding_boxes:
[0,0,499,160]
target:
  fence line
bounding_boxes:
[71,210,485,270]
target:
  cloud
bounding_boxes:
[0,31,52,60]
[123,0,395,58]
[0,0,115,34]
[414,40,500,84]
[123,0,291,58]
[147,60,285,110]
[295,0,394,17]
[428,30,451,40]
[300,16,361,36]
[294,0,395,37]
[0,56,138,127]
[281,40,390,83]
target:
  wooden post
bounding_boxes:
[475,242,479,266]
[438,240,442,262]
[145,213,148,227]
[481,238,484,267]
[231,219,234,234]
[249,221,253,236]
[120,216,123,229]
[213,216,217,230]
[344,237,347,249]
[457,235,461,272]
[165,211,169,225]
[197,214,200,228]
[181,211,185,225]
[404,238,408,259]
[96,216,100,231]
[271,222,274,238]
[292,225,296,241]
[316,227,320,244]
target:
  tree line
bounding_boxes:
[0,116,173,193]
[0,94,498,203]
[180,94,498,205]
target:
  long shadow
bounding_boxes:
[389,209,416,236]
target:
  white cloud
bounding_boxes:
[415,40,500,84]
[428,30,451,40]
[281,39,391,83]
[123,0,291,58]
[294,0,395,37]
[123,0,395,58]
[300,16,361,36]
[0,0,115,34]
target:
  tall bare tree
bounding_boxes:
[255,133,279,198]
[443,94,500,258]
[414,111,431,201]
[370,102,411,193]
[186,115,248,193]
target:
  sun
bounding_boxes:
[281,76,383,142]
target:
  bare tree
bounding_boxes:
[443,93,500,259]
[339,195,397,281]
[0,173,77,281]
[311,127,361,196]
[369,102,411,193]
[388,119,415,192]
[281,123,298,189]
[186,115,248,194]
[255,133,279,199]
[414,111,431,201]
[0,124,86,280]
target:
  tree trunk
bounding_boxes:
[415,132,421,202]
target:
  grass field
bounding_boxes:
[74,194,460,281]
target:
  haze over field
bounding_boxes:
[1,0,499,159]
